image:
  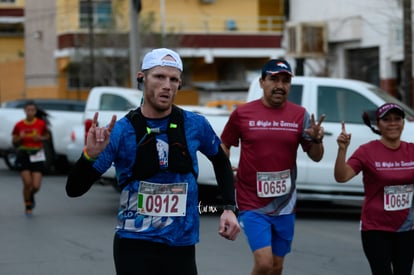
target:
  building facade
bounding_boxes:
[286,0,408,101]
[0,0,412,106]
[24,0,287,104]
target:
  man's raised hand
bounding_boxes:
[85,112,117,158]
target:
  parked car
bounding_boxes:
[1,98,85,111]
[66,77,414,204]
[66,86,239,190]
[248,75,414,203]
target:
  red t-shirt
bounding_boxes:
[12,118,47,150]
[348,140,414,232]
[221,99,313,214]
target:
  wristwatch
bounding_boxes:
[223,205,237,212]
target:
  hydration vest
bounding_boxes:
[120,105,196,190]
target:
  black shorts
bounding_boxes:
[15,149,45,172]
[113,233,197,275]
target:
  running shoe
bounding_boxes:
[30,192,36,209]
[25,201,33,217]
[25,208,33,217]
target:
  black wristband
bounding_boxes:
[312,138,323,144]
[223,205,237,212]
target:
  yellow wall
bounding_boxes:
[0,0,25,102]
[0,37,24,63]
[142,0,256,17]
[56,0,129,34]
[174,90,199,105]
[56,0,80,33]
[141,0,259,33]
[259,0,285,31]
[56,56,89,100]
[25,86,59,99]
[0,59,25,102]
[0,0,25,8]
[113,0,129,31]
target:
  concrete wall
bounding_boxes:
[25,0,58,94]
[288,0,402,80]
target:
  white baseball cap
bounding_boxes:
[141,48,183,72]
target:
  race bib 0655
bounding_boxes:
[256,170,291,198]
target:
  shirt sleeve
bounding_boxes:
[221,110,241,147]
[66,156,102,197]
[347,146,365,175]
[299,110,313,152]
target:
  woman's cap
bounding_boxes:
[142,48,183,72]
[376,103,405,119]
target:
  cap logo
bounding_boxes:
[142,48,183,72]
[261,59,293,77]
[376,103,405,119]
[161,56,179,68]
[277,62,288,69]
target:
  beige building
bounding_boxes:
[8,0,285,104]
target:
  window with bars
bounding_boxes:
[67,58,128,90]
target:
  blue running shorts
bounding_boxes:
[239,211,295,257]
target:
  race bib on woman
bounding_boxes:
[384,184,413,211]
[29,149,46,162]
[256,170,291,198]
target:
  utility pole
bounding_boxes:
[403,0,412,107]
[160,0,165,47]
[130,0,141,89]
[87,0,95,87]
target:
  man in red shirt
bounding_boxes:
[221,59,325,275]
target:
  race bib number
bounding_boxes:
[257,170,291,198]
[384,184,413,211]
[137,181,187,216]
[29,150,46,162]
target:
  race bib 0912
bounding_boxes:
[137,181,188,216]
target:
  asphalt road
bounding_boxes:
[0,161,376,275]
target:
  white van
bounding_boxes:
[248,76,414,203]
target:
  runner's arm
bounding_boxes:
[66,156,102,197]
[208,146,236,206]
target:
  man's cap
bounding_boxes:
[142,48,183,72]
[261,59,293,76]
[376,103,405,119]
